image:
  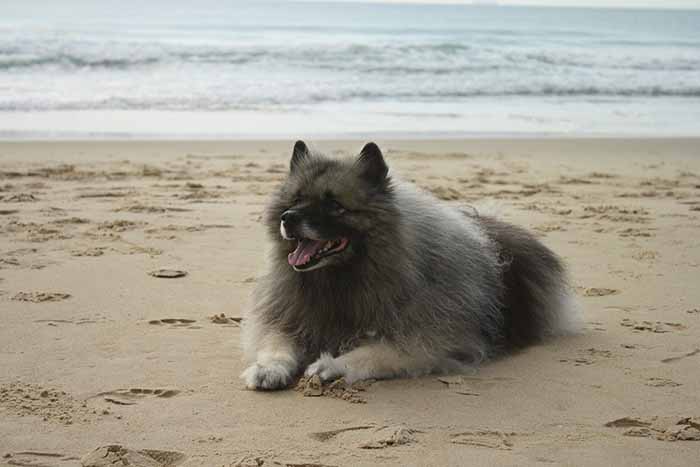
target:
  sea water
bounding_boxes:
[1,0,699,138]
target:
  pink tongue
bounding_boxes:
[288,239,326,266]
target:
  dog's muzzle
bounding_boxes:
[280,209,299,240]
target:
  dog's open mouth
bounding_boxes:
[288,238,349,270]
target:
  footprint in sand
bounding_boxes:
[146,224,234,235]
[115,204,191,213]
[309,424,416,450]
[0,193,39,202]
[178,190,224,201]
[646,378,682,387]
[309,425,376,442]
[234,456,337,467]
[35,318,99,326]
[3,222,71,243]
[148,319,198,329]
[619,227,656,238]
[71,247,107,257]
[533,223,566,235]
[0,257,21,267]
[620,319,686,333]
[92,388,180,406]
[661,348,700,363]
[81,445,186,467]
[587,320,607,332]
[118,244,162,256]
[631,250,658,261]
[210,313,242,326]
[359,425,417,449]
[435,376,481,396]
[558,176,598,185]
[407,375,513,397]
[76,191,131,199]
[2,451,79,466]
[11,291,71,303]
[96,220,143,232]
[582,287,619,297]
[588,172,619,180]
[50,217,90,226]
[560,348,615,366]
[148,268,187,279]
[605,416,700,441]
[450,429,521,450]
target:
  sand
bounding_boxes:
[1,138,699,467]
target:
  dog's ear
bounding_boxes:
[290,140,310,173]
[357,142,388,186]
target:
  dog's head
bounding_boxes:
[265,141,393,272]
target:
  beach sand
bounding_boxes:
[1,138,699,466]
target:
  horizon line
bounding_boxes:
[294,0,700,11]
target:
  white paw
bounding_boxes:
[304,353,346,382]
[241,362,293,390]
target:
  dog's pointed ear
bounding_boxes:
[290,140,310,173]
[357,142,388,186]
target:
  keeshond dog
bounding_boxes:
[241,141,580,390]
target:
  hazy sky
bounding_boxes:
[316,0,700,8]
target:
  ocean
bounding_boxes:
[1,0,699,138]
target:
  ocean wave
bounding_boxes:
[340,87,700,100]
[2,85,699,112]
[595,39,700,48]
[2,44,699,75]
[0,41,479,70]
[513,52,700,71]
[0,55,161,70]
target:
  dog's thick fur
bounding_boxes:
[241,141,581,389]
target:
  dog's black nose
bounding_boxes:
[281,209,298,223]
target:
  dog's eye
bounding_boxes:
[330,200,346,214]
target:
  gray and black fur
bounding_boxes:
[241,141,580,390]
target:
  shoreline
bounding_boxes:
[3,137,700,165]
[2,98,699,140]
[3,134,700,141]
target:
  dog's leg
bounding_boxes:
[305,342,439,384]
[241,330,300,390]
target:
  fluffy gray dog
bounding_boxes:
[241,141,580,390]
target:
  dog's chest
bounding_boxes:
[293,283,379,356]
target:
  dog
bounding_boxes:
[241,141,580,389]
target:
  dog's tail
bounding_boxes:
[478,216,582,350]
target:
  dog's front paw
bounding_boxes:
[304,353,346,382]
[241,362,293,390]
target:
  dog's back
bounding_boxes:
[477,216,581,350]
[391,183,580,361]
